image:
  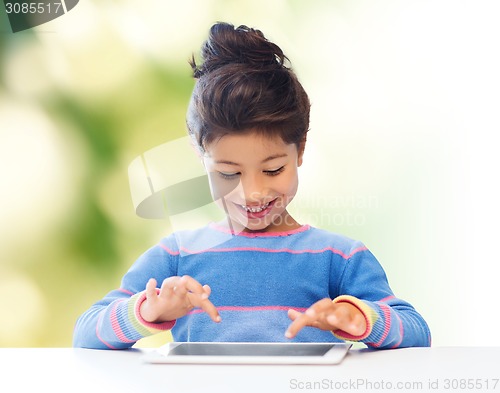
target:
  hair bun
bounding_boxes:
[191,22,288,78]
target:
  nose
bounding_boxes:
[240,174,267,203]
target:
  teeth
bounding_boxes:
[241,202,270,213]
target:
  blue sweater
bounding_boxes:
[73,224,431,349]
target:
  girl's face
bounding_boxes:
[202,131,305,233]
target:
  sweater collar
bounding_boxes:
[208,222,311,238]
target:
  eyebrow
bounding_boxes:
[214,153,288,166]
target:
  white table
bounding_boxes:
[0,347,498,393]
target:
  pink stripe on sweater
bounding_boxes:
[179,245,367,259]
[134,290,176,331]
[371,304,391,348]
[158,243,180,255]
[110,301,136,344]
[117,288,134,296]
[188,305,308,315]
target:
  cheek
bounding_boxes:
[278,170,299,195]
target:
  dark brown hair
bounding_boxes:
[186,22,310,152]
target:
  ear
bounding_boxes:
[297,135,307,167]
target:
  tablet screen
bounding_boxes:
[168,343,336,357]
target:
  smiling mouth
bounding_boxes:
[235,198,277,216]
[240,201,271,213]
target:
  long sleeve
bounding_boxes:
[330,244,431,348]
[73,240,179,349]
[73,224,431,348]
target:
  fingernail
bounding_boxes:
[285,331,292,338]
[215,316,221,322]
[305,309,316,317]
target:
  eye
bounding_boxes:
[217,171,240,180]
[264,166,285,176]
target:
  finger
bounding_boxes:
[181,275,208,296]
[185,285,212,307]
[285,311,315,339]
[287,308,302,321]
[285,316,310,339]
[202,284,211,298]
[145,278,157,298]
[285,299,335,338]
[201,300,221,323]
[187,292,221,323]
[307,298,336,315]
[162,276,190,298]
[159,278,175,298]
[159,276,183,290]
[155,276,181,298]
[302,299,342,328]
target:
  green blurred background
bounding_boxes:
[1,0,499,347]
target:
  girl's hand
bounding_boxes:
[285,298,366,339]
[139,276,221,324]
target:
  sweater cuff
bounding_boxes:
[129,290,176,335]
[331,295,378,341]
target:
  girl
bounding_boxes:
[73,22,431,349]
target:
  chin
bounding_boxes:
[234,221,268,233]
[227,217,271,233]
[244,224,272,233]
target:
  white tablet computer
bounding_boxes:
[143,342,352,365]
